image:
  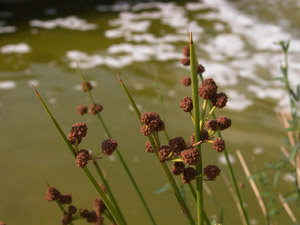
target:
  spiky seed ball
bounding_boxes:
[204,165,221,180]
[212,138,225,152]
[94,199,106,216]
[141,112,164,131]
[181,148,200,165]
[76,149,90,168]
[180,57,190,66]
[45,186,61,202]
[155,119,165,132]
[182,45,190,57]
[182,167,196,184]
[140,125,152,136]
[196,64,205,74]
[62,213,72,225]
[180,96,193,112]
[102,138,118,156]
[81,81,93,92]
[169,137,187,156]
[217,116,231,130]
[67,122,88,145]
[158,145,171,162]
[211,92,228,108]
[77,105,88,115]
[86,211,98,223]
[68,205,77,214]
[80,208,89,218]
[90,104,103,115]
[198,78,218,100]
[206,120,218,131]
[172,162,185,175]
[145,141,153,153]
[181,77,191,87]
[59,194,72,205]
[190,130,209,143]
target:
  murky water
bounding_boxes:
[1,0,300,224]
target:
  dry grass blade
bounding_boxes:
[278,194,298,224]
[236,150,267,218]
[222,173,247,225]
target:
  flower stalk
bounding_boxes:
[77,66,157,225]
[32,85,126,225]
[117,74,196,225]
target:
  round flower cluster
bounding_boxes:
[102,138,118,156]
[76,149,91,168]
[67,122,88,145]
[46,185,107,225]
[140,112,165,136]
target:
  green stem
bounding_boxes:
[196,51,251,225]
[78,68,157,225]
[204,106,216,124]
[118,74,196,225]
[188,184,211,225]
[32,85,126,225]
[189,33,204,225]
[93,161,119,224]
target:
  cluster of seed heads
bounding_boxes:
[46,185,108,225]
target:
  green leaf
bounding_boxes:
[273,171,280,188]
[285,192,299,202]
[154,183,170,194]
[289,142,300,159]
[273,77,285,81]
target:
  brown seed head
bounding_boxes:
[77,105,88,115]
[67,122,88,145]
[181,148,200,165]
[206,120,218,131]
[196,64,205,74]
[94,199,106,216]
[141,112,164,131]
[0,222,6,225]
[90,104,103,115]
[180,57,190,66]
[102,138,118,156]
[86,211,98,223]
[211,92,228,108]
[59,194,72,205]
[76,149,90,168]
[80,208,89,218]
[68,205,77,214]
[191,129,209,143]
[212,138,225,152]
[172,162,185,175]
[145,141,153,153]
[204,165,221,180]
[169,136,187,156]
[62,213,72,225]
[82,81,93,92]
[140,125,152,136]
[217,116,231,130]
[45,186,60,202]
[181,77,191,87]
[198,78,218,100]
[180,96,193,112]
[182,167,196,184]
[182,45,190,57]
[158,145,171,162]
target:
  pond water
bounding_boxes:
[1,0,300,224]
